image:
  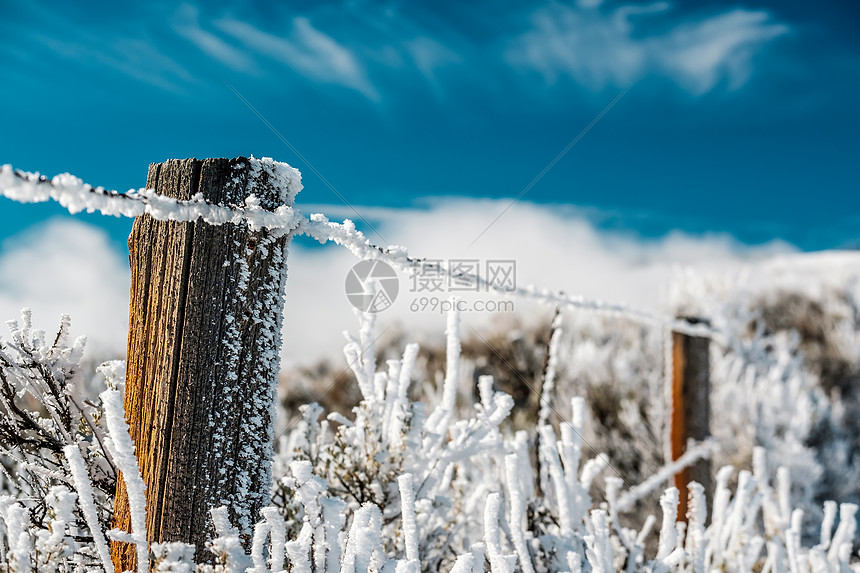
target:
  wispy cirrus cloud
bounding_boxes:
[172,5,469,101]
[0,1,195,93]
[172,4,256,73]
[404,36,462,83]
[213,15,378,100]
[6,0,790,100]
[658,9,788,93]
[506,2,789,94]
[24,29,195,93]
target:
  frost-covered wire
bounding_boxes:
[538,309,564,428]
[300,214,722,340]
[615,439,718,512]
[2,163,724,341]
[0,162,303,232]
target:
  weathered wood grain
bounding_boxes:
[670,320,712,522]
[111,158,292,571]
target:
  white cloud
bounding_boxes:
[506,2,788,94]
[0,202,798,371]
[283,199,794,363]
[404,36,462,85]
[32,31,195,92]
[658,9,788,94]
[10,1,791,100]
[0,219,130,359]
[214,16,379,100]
[172,3,256,72]
[10,1,195,92]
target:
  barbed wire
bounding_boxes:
[1,164,724,342]
[299,214,723,340]
[0,165,304,232]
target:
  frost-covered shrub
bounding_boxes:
[276,259,860,548]
[1,306,858,572]
[0,310,116,535]
[673,259,860,538]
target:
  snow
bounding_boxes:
[483,492,518,573]
[209,506,252,572]
[258,508,288,573]
[231,231,291,534]
[448,552,477,573]
[504,454,536,573]
[64,444,113,573]
[0,161,303,232]
[615,439,716,513]
[0,500,33,572]
[538,311,564,427]
[584,509,613,573]
[102,385,149,573]
[398,474,420,564]
[828,504,858,563]
[341,503,383,573]
[321,497,347,573]
[424,303,461,437]
[539,424,576,537]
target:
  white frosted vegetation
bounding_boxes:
[64,444,113,572]
[0,309,858,572]
[101,371,149,573]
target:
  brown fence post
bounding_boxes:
[111,157,298,570]
[670,318,711,522]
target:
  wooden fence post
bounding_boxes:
[111,157,298,570]
[670,318,711,522]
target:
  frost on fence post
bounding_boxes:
[111,157,301,570]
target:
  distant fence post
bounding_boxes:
[111,157,297,571]
[670,318,711,522]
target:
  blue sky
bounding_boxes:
[1,0,858,251]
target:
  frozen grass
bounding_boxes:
[0,304,858,572]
